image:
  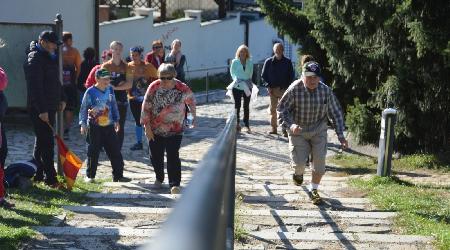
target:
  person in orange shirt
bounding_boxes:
[127,46,157,150]
[62,32,82,140]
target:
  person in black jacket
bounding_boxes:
[261,43,295,137]
[23,30,66,189]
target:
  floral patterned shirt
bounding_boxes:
[141,79,196,137]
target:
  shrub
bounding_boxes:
[346,98,380,144]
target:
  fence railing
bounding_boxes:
[186,65,230,103]
[142,111,237,250]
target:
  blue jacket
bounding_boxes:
[261,55,295,89]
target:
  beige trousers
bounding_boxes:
[269,87,286,132]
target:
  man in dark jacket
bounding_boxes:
[23,30,66,189]
[261,43,295,136]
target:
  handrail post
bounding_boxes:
[226,135,236,250]
[54,14,64,176]
[206,71,209,103]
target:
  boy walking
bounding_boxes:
[79,69,130,182]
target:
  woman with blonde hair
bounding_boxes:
[229,45,253,132]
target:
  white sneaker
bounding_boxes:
[153,180,162,189]
[84,176,94,183]
[170,186,180,194]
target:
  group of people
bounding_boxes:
[0,30,194,202]
[0,30,349,208]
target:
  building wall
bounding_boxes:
[0,0,95,54]
[100,10,299,78]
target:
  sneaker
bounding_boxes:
[170,186,181,194]
[33,174,44,183]
[244,126,251,133]
[268,130,277,135]
[0,199,15,209]
[309,189,322,205]
[113,176,132,182]
[282,129,288,137]
[292,174,303,186]
[130,142,143,151]
[153,180,163,189]
[84,176,95,183]
[48,182,66,190]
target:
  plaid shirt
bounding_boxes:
[277,80,345,139]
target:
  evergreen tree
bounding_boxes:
[257,0,450,153]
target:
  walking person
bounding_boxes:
[261,42,295,137]
[277,61,348,205]
[23,30,66,189]
[145,40,165,69]
[85,49,112,89]
[79,68,130,183]
[61,32,82,140]
[101,41,131,150]
[141,63,196,194]
[229,45,253,133]
[165,39,186,82]
[77,47,97,99]
[0,66,14,208]
[127,46,157,151]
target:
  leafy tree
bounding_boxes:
[257,0,450,153]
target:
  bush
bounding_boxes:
[346,98,380,144]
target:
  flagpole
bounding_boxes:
[55,14,64,176]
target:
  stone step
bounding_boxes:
[240,217,393,228]
[103,180,348,191]
[86,193,179,200]
[242,194,370,204]
[34,226,158,237]
[119,172,353,182]
[86,192,368,205]
[247,231,433,244]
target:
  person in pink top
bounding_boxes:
[0,66,14,208]
[141,63,196,194]
[84,49,112,89]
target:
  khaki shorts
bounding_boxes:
[289,122,327,175]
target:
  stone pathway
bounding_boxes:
[7,91,434,249]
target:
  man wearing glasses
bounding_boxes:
[145,40,165,69]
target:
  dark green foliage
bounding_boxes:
[346,98,380,144]
[257,0,450,153]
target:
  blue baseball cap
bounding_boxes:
[302,61,321,77]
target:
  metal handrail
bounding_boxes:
[142,111,237,250]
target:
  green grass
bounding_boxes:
[349,176,450,249]
[330,152,450,249]
[329,153,450,175]
[0,178,104,250]
[234,192,248,243]
[187,73,230,93]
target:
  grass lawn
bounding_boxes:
[0,178,105,250]
[187,73,230,93]
[329,153,450,249]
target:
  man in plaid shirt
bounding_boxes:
[277,61,348,204]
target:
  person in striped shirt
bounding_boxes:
[277,61,348,205]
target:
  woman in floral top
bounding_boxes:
[141,63,196,194]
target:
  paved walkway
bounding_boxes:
[7,91,434,249]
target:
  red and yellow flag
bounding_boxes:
[56,135,83,190]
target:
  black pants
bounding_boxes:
[85,124,124,180]
[129,99,142,126]
[29,108,57,185]
[232,88,250,127]
[117,103,127,150]
[149,134,182,187]
[0,123,7,167]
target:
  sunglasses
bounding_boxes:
[153,46,162,49]
[160,77,173,81]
